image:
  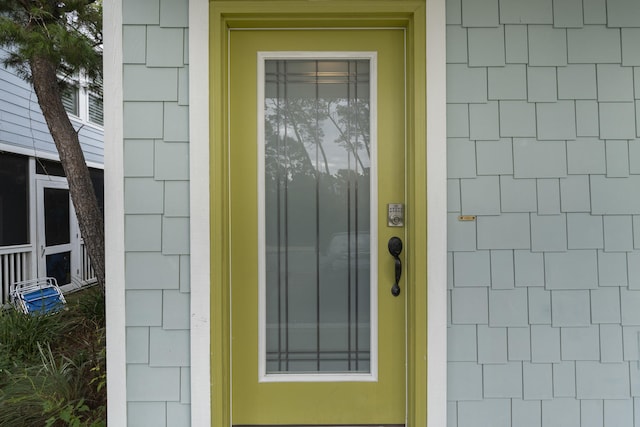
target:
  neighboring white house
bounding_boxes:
[0,47,103,303]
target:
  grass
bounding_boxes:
[0,287,106,427]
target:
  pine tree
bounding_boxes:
[0,0,105,289]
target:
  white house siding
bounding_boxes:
[447,0,640,426]
[120,0,192,425]
[0,48,103,166]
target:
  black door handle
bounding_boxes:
[388,236,403,297]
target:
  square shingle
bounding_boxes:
[489,289,528,326]
[515,251,545,287]
[448,213,477,251]
[561,326,600,360]
[505,25,528,63]
[551,290,591,327]
[448,325,477,361]
[630,251,640,289]
[567,213,603,249]
[629,140,640,173]
[530,213,567,252]
[523,362,553,399]
[599,102,636,140]
[567,138,606,174]
[461,0,499,27]
[468,27,506,67]
[600,324,624,363]
[447,26,468,63]
[553,361,576,397]
[484,362,523,398]
[508,327,531,360]
[458,400,511,427]
[622,29,640,66]
[491,250,515,289]
[500,102,536,137]
[149,328,190,367]
[477,213,531,249]
[527,66,557,102]
[567,26,621,63]
[557,64,597,100]
[469,102,500,140]
[528,25,567,66]
[576,100,600,136]
[604,400,634,427]
[537,179,561,215]
[447,138,477,178]
[531,325,561,362]
[581,401,603,427]
[513,400,541,427]
[560,175,591,212]
[604,215,633,252]
[528,287,552,324]
[553,0,583,28]
[146,26,184,67]
[598,250,628,286]
[583,0,607,24]
[477,139,513,175]
[576,361,630,399]
[607,0,640,27]
[545,250,598,289]
[447,65,488,103]
[597,64,634,102]
[451,288,489,324]
[621,288,640,325]
[500,0,553,24]
[478,325,508,363]
[127,365,181,402]
[542,398,580,427]
[453,250,491,286]
[501,176,537,212]
[447,104,469,138]
[606,140,630,178]
[461,176,501,214]
[448,362,483,400]
[591,175,640,214]
[513,139,567,178]
[536,101,576,140]
[126,327,150,363]
[447,0,462,24]
[488,65,527,100]
[448,179,461,212]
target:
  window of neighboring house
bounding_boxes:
[61,78,103,127]
[0,152,29,246]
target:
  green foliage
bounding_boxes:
[0,289,106,426]
[0,0,102,86]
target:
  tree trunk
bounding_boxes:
[29,55,105,290]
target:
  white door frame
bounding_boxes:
[35,177,81,290]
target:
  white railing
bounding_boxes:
[80,240,96,284]
[0,245,32,305]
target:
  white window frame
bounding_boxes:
[257,51,379,383]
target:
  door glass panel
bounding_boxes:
[46,251,71,287]
[264,59,372,374]
[44,188,71,246]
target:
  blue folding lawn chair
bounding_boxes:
[10,277,67,315]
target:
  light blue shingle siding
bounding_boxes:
[447,2,640,423]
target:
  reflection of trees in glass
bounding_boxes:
[265,94,371,250]
[265,95,370,181]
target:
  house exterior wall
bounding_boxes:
[119,0,192,425]
[446,0,640,426]
[0,48,104,166]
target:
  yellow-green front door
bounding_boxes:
[230,28,406,425]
